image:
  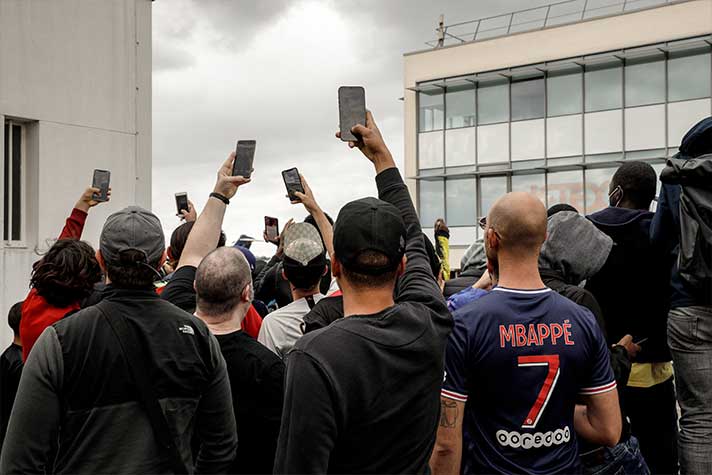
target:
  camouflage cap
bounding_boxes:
[282,222,325,266]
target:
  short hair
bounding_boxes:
[610,161,657,209]
[106,249,162,290]
[169,222,226,263]
[196,247,252,317]
[547,203,579,217]
[7,301,22,337]
[340,251,399,289]
[30,239,102,307]
[283,256,326,291]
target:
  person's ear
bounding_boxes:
[241,283,252,303]
[396,255,408,278]
[486,228,499,251]
[331,259,342,279]
[96,250,107,274]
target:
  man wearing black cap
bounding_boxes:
[274,111,452,474]
[0,201,238,474]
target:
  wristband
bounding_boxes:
[209,192,230,205]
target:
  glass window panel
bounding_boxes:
[477,123,509,164]
[585,110,622,154]
[479,176,508,218]
[625,104,665,151]
[446,178,477,226]
[511,119,545,161]
[547,114,583,158]
[547,70,582,116]
[445,127,476,167]
[419,180,444,227]
[477,80,509,125]
[625,58,665,107]
[446,85,476,129]
[511,77,545,121]
[585,167,616,214]
[418,131,443,169]
[11,125,21,241]
[585,64,622,112]
[3,124,9,240]
[512,174,546,206]
[449,227,478,247]
[668,99,712,147]
[547,170,584,212]
[668,51,711,102]
[419,89,444,132]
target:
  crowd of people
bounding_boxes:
[0,111,710,475]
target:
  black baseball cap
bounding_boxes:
[333,197,406,275]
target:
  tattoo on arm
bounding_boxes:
[440,399,459,428]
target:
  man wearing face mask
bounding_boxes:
[585,161,678,475]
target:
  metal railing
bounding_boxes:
[426,0,688,48]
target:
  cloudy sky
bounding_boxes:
[151,0,545,257]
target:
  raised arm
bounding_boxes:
[293,176,334,262]
[176,153,250,270]
[58,186,111,240]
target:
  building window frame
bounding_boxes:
[2,120,27,248]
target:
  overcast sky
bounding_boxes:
[151,0,546,257]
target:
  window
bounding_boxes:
[668,50,712,102]
[419,179,444,227]
[668,98,712,147]
[547,170,584,212]
[511,119,545,161]
[477,123,509,164]
[479,176,508,218]
[585,110,623,154]
[418,131,443,169]
[547,114,583,158]
[477,80,509,125]
[625,104,665,151]
[511,77,545,121]
[585,168,616,214]
[585,64,622,112]
[512,173,546,205]
[446,85,476,129]
[625,57,665,107]
[445,127,476,167]
[419,89,444,132]
[3,121,24,242]
[547,69,582,116]
[446,178,476,226]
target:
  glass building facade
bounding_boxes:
[415,39,711,243]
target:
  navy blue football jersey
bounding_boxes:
[442,287,615,474]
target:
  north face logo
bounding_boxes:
[178,324,195,335]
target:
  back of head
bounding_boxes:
[547,203,579,217]
[196,247,252,318]
[333,197,406,290]
[282,223,327,291]
[30,239,102,307]
[170,222,226,263]
[679,116,712,158]
[610,161,657,210]
[8,301,23,337]
[100,206,165,289]
[488,192,547,258]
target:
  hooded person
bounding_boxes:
[443,239,487,298]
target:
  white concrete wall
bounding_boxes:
[403,0,712,270]
[0,0,152,347]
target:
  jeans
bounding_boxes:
[581,436,650,475]
[668,306,712,475]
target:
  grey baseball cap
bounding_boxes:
[282,222,325,267]
[100,206,165,265]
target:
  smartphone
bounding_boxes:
[175,192,189,215]
[232,140,256,179]
[92,169,111,202]
[264,216,279,241]
[281,167,304,201]
[338,86,366,142]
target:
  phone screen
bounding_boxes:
[92,169,111,202]
[338,86,366,142]
[233,140,256,179]
[175,192,189,215]
[281,168,304,201]
[264,216,279,241]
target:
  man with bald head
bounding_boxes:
[195,246,285,474]
[431,192,622,475]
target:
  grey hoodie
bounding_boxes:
[460,239,487,276]
[539,211,613,285]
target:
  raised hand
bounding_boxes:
[336,110,395,173]
[177,200,197,222]
[214,151,251,199]
[75,186,111,213]
[292,175,320,214]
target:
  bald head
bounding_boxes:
[488,192,547,256]
[196,247,252,318]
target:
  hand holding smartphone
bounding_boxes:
[92,169,111,202]
[282,167,305,202]
[264,216,279,242]
[232,140,256,179]
[338,86,366,142]
[175,192,189,214]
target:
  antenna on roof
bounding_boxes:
[436,14,445,48]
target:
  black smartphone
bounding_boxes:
[92,169,111,202]
[338,86,366,142]
[281,167,304,201]
[175,192,189,215]
[265,216,279,241]
[232,140,256,179]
